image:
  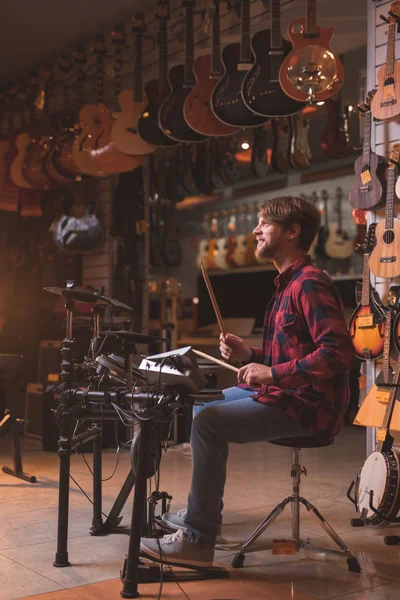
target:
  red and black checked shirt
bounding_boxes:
[248,256,355,438]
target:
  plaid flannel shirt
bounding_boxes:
[247,256,355,438]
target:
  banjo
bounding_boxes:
[355,308,400,524]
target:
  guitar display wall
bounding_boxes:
[357,0,400,452]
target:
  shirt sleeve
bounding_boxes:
[271,275,355,389]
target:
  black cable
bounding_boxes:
[78,438,132,482]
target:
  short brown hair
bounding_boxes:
[259,196,321,251]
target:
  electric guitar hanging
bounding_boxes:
[279,0,343,103]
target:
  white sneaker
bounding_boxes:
[161,508,224,543]
[140,528,214,568]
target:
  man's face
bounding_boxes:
[253,215,285,260]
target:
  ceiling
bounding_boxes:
[1,0,367,83]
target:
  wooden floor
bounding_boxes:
[1,427,400,600]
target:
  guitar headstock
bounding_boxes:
[132,11,146,33]
[157,0,170,20]
[389,1,400,22]
[356,222,376,254]
[389,143,400,166]
[388,285,400,310]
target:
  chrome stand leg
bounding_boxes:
[239,497,292,554]
[291,448,301,541]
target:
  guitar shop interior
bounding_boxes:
[1,0,400,599]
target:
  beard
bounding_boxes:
[255,238,279,260]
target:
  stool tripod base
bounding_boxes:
[2,466,36,483]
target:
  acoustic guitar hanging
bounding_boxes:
[279,0,343,103]
[369,144,400,279]
[371,1,400,121]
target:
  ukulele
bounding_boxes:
[371,1,400,121]
[348,223,385,361]
[22,66,55,189]
[184,0,238,137]
[279,0,343,103]
[320,96,350,159]
[10,85,35,189]
[72,36,109,177]
[88,24,143,173]
[369,145,400,279]
[206,212,219,270]
[242,0,305,118]
[354,307,400,524]
[43,56,77,186]
[324,187,353,260]
[111,12,155,156]
[290,111,311,169]
[349,91,386,211]
[211,0,268,128]
[159,0,207,143]
[233,204,250,267]
[272,117,291,173]
[196,212,212,267]
[214,209,229,270]
[137,1,178,148]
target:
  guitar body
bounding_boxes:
[184,55,239,137]
[290,112,311,169]
[369,218,400,278]
[348,154,386,211]
[137,80,179,148]
[214,237,229,270]
[111,90,154,155]
[89,104,143,173]
[206,239,218,270]
[53,133,82,179]
[43,138,74,186]
[272,118,291,173]
[242,30,305,117]
[211,43,268,128]
[371,62,400,121]
[10,133,33,188]
[72,105,108,176]
[159,65,208,143]
[22,128,54,190]
[279,19,343,102]
[348,301,385,361]
[324,224,353,259]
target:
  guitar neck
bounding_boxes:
[306,0,318,37]
[385,165,396,230]
[381,310,392,383]
[211,0,221,75]
[337,193,343,232]
[377,314,399,453]
[184,5,196,85]
[134,32,143,102]
[386,20,397,78]
[360,254,371,306]
[270,0,284,81]
[240,0,252,63]
[361,110,372,164]
[158,20,169,99]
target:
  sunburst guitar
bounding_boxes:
[348,223,385,361]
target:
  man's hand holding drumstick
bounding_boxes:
[198,260,273,388]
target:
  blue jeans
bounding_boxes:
[185,386,312,547]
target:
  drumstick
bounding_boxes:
[199,260,227,337]
[193,348,239,373]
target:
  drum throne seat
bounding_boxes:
[231,436,362,573]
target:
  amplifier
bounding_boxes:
[38,340,62,384]
[24,383,44,439]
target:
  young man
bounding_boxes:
[140,196,355,567]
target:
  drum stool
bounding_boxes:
[231,436,361,573]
